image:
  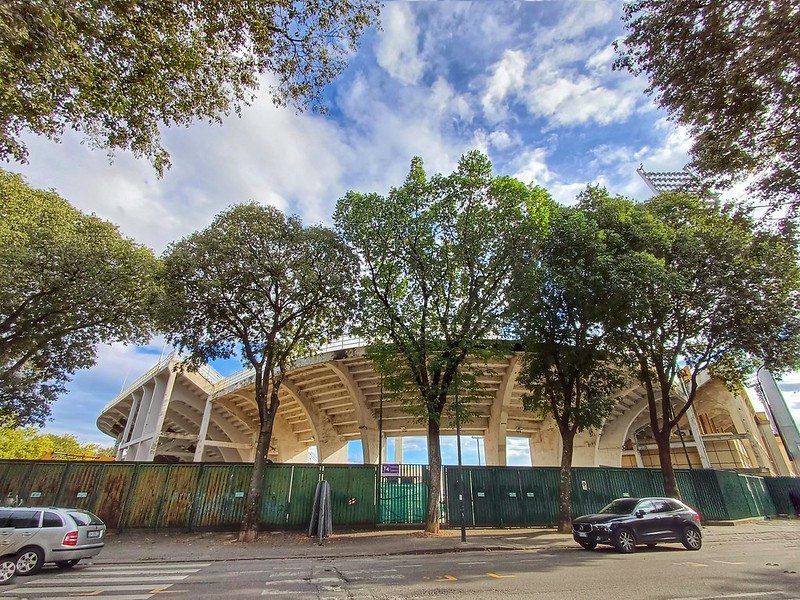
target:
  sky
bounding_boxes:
[7,0,800,456]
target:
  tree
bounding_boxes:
[0,170,160,426]
[0,0,381,174]
[159,203,358,542]
[586,190,800,497]
[615,0,800,212]
[334,151,552,533]
[508,199,628,533]
[0,419,113,459]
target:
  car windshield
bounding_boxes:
[599,499,639,515]
[68,510,104,526]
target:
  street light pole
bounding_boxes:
[455,369,466,542]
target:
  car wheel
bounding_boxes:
[682,525,702,551]
[55,559,80,569]
[0,558,15,586]
[579,541,597,550]
[15,547,44,576]
[613,527,636,553]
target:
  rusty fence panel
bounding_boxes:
[189,464,252,530]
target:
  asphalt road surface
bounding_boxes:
[3,536,798,599]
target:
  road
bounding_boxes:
[2,535,798,599]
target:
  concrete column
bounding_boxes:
[394,437,404,464]
[685,405,712,468]
[533,425,561,466]
[116,391,142,460]
[193,395,214,462]
[147,368,178,461]
[318,437,349,463]
[486,357,520,466]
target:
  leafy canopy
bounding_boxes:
[0,419,112,460]
[0,0,381,174]
[335,150,552,533]
[616,0,800,212]
[0,170,160,425]
[510,197,628,438]
[160,202,359,392]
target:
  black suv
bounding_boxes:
[572,497,703,553]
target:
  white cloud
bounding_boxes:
[481,50,528,123]
[510,147,555,187]
[525,71,636,127]
[375,3,425,85]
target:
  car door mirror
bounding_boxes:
[635,509,645,518]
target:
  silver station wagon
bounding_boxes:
[0,507,106,579]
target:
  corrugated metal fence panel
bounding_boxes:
[521,467,560,526]
[570,468,613,516]
[54,462,105,510]
[741,475,775,518]
[322,465,377,527]
[286,465,322,528]
[684,469,727,521]
[444,466,562,527]
[764,476,800,516]
[91,464,135,529]
[379,464,429,525]
[157,465,201,529]
[190,464,251,530]
[17,462,68,506]
[120,464,171,529]
[258,465,294,528]
[714,470,753,520]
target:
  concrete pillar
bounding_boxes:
[147,368,178,461]
[685,405,712,468]
[531,425,561,466]
[116,391,142,461]
[486,356,520,466]
[319,438,349,463]
[193,396,213,462]
[394,437,404,464]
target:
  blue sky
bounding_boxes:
[8,0,800,451]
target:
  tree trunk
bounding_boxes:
[425,417,442,534]
[655,429,681,500]
[239,390,278,542]
[558,434,575,534]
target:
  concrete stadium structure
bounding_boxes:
[97,340,798,476]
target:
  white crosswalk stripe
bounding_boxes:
[2,562,210,598]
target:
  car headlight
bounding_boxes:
[593,524,609,531]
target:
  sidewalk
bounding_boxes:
[93,518,800,565]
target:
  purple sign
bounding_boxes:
[382,464,400,475]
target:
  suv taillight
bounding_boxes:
[63,531,78,546]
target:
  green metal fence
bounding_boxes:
[0,460,794,531]
[443,465,788,527]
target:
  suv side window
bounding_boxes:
[8,510,39,528]
[653,500,673,513]
[636,500,657,514]
[42,511,63,527]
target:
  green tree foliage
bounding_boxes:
[335,151,552,533]
[159,203,359,542]
[586,190,800,497]
[0,170,160,426]
[0,419,113,459]
[508,198,628,533]
[616,0,800,212]
[0,0,381,174]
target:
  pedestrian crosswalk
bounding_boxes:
[1,562,210,600]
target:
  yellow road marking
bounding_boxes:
[487,573,515,579]
[436,575,457,581]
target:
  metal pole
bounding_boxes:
[377,374,384,524]
[455,370,466,542]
